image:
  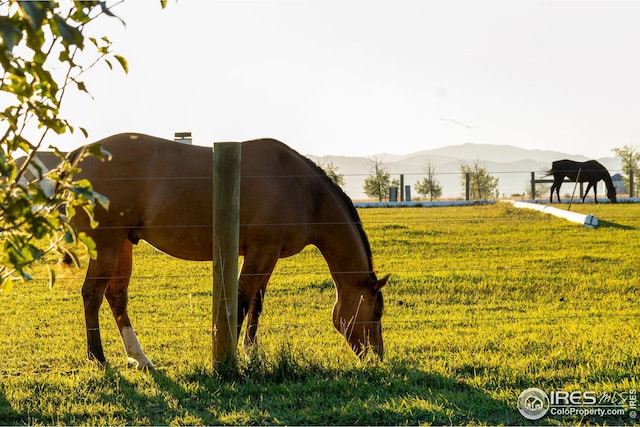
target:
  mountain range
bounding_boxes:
[307,143,622,200]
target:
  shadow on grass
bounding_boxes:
[0,365,221,425]
[596,219,636,230]
[0,384,19,424]
[143,360,517,425]
[144,349,634,426]
[3,360,630,425]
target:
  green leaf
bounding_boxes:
[69,3,91,23]
[77,232,97,259]
[52,15,84,47]
[99,1,126,25]
[65,204,76,220]
[94,191,110,210]
[1,278,14,295]
[0,16,23,52]
[114,54,128,73]
[83,206,100,229]
[19,1,50,30]
[63,231,75,244]
[98,2,116,17]
[87,143,112,160]
[24,243,43,262]
[75,80,88,93]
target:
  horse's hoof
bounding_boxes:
[87,358,110,371]
[137,363,155,372]
[129,356,154,371]
[87,352,107,368]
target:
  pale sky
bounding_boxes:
[50,0,640,159]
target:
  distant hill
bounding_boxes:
[308,143,621,200]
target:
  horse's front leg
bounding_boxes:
[105,240,153,370]
[583,182,595,203]
[237,253,277,352]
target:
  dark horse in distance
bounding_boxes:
[547,159,617,204]
[68,133,388,369]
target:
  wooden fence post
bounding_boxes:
[212,142,241,369]
[530,172,536,200]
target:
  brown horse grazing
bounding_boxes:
[69,133,388,369]
[547,159,617,204]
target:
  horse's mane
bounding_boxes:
[295,149,376,277]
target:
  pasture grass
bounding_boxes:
[1,202,638,425]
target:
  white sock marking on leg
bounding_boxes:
[120,326,153,370]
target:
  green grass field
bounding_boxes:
[1,203,638,425]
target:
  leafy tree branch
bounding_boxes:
[0,1,132,290]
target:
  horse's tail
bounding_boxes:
[541,169,553,177]
[55,148,87,268]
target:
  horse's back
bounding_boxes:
[553,159,605,171]
[552,159,579,171]
[74,134,334,261]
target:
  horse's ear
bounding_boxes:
[373,274,390,292]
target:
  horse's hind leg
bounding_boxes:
[243,284,266,350]
[104,239,153,370]
[82,247,120,365]
[550,181,559,203]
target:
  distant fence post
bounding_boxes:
[630,169,635,197]
[399,174,405,202]
[389,186,398,202]
[405,185,412,202]
[530,172,536,200]
[465,173,470,201]
[212,142,241,369]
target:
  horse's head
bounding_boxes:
[332,274,389,360]
[607,186,618,203]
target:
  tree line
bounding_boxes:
[319,158,502,201]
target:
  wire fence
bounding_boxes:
[2,172,639,373]
[48,167,631,201]
[330,168,632,201]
